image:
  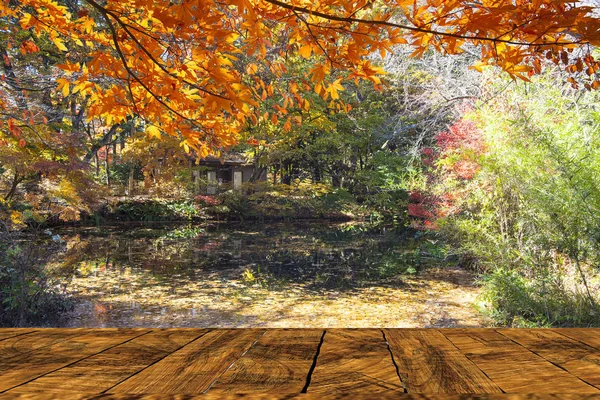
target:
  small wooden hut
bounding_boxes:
[192,153,266,194]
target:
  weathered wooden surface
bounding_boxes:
[498,329,600,390]
[208,329,322,394]
[0,329,149,393]
[384,329,502,393]
[0,328,599,398]
[441,328,599,393]
[108,329,266,394]
[8,329,206,395]
[308,329,404,394]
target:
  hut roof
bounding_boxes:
[198,152,252,166]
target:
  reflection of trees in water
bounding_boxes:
[55,223,441,292]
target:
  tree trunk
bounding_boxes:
[281,161,292,185]
[113,142,118,164]
[83,125,118,164]
[128,164,135,196]
[331,174,341,188]
[4,171,23,202]
[312,167,321,183]
[105,146,111,186]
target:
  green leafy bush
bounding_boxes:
[110,199,203,221]
[0,228,73,327]
[211,182,358,221]
[421,71,600,326]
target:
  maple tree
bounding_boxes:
[0,0,598,157]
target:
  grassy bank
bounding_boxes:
[85,182,407,224]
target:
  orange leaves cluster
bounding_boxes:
[6,0,256,153]
[2,0,599,153]
[401,0,600,85]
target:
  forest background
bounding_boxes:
[1,0,600,327]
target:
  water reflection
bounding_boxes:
[53,222,487,328]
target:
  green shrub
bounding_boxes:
[0,228,73,327]
[111,199,202,221]
[211,182,358,221]
[428,72,600,327]
[478,267,600,327]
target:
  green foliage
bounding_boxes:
[109,162,144,186]
[478,268,599,327]
[0,228,73,327]
[234,68,421,222]
[433,72,600,327]
[161,226,205,239]
[212,182,358,221]
[110,199,203,221]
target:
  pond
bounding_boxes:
[52,222,489,328]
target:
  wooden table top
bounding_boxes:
[0,328,599,399]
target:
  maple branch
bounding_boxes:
[418,7,468,29]
[19,124,58,153]
[493,15,542,42]
[85,0,203,130]
[104,9,169,45]
[293,11,338,68]
[263,0,586,47]
[84,0,231,102]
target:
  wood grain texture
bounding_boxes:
[207,329,322,394]
[442,329,599,393]
[5,393,600,400]
[556,328,600,350]
[0,329,36,342]
[7,329,207,394]
[0,328,89,361]
[498,329,600,390]
[307,329,404,394]
[1,328,600,397]
[0,329,150,393]
[108,329,266,394]
[385,329,502,393]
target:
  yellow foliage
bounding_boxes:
[10,211,24,227]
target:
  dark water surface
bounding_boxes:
[53,222,487,327]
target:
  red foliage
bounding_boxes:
[452,159,480,180]
[407,202,433,219]
[420,147,436,166]
[194,195,221,206]
[408,117,485,230]
[435,119,485,154]
[20,40,39,55]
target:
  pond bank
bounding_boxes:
[75,189,387,225]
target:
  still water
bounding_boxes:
[53,222,488,327]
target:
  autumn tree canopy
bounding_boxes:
[2,0,600,154]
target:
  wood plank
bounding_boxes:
[557,328,600,351]
[0,329,36,342]
[0,328,89,361]
[207,329,322,394]
[5,393,600,400]
[498,329,600,390]
[384,329,502,393]
[307,329,404,394]
[442,329,599,393]
[6,329,207,394]
[0,329,150,392]
[108,329,266,394]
